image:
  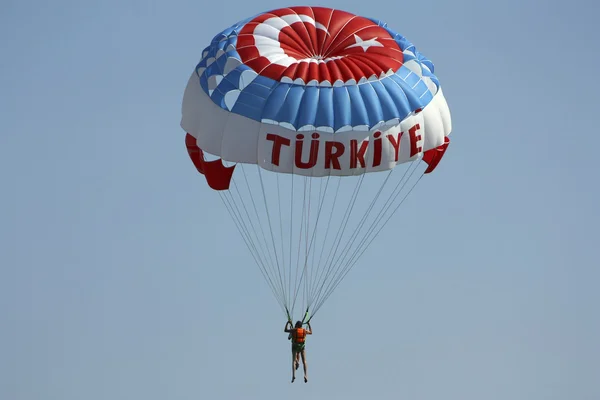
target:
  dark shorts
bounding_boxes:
[292,343,305,353]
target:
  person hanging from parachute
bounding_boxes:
[181,5,453,382]
[285,318,312,383]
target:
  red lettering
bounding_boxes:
[350,139,368,169]
[266,133,291,166]
[372,131,382,167]
[387,132,403,162]
[325,141,344,170]
[295,133,320,169]
[409,124,422,157]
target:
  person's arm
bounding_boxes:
[306,321,312,335]
[284,321,293,333]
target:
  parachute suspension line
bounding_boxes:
[218,192,261,270]
[237,165,288,310]
[277,172,332,321]
[300,177,309,313]
[226,179,269,271]
[307,172,393,311]
[302,177,318,314]
[217,188,286,314]
[305,175,340,311]
[301,178,308,313]
[314,173,425,316]
[256,165,286,310]
[288,172,294,313]
[237,165,281,297]
[310,164,415,316]
[310,176,327,286]
[292,174,332,320]
[275,173,287,310]
[307,169,394,306]
[323,174,366,275]
[309,166,413,314]
[291,176,308,315]
[303,174,332,317]
[219,158,427,322]
[310,163,413,309]
[303,176,314,314]
[346,166,425,272]
[308,174,366,310]
[310,161,426,317]
[307,177,342,308]
[343,160,422,269]
[291,176,315,315]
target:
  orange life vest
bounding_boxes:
[293,328,306,344]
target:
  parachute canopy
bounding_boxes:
[181,6,452,321]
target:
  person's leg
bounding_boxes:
[295,352,300,370]
[291,348,297,382]
[300,348,308,382]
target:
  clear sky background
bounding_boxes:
[2,0,599,399]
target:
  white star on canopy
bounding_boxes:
[345,34,384,52]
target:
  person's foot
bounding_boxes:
[291,376,295,383]
[304,376,308,383]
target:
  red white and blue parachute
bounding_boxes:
[181,6,451,321]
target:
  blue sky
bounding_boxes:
[1,0,599,399]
